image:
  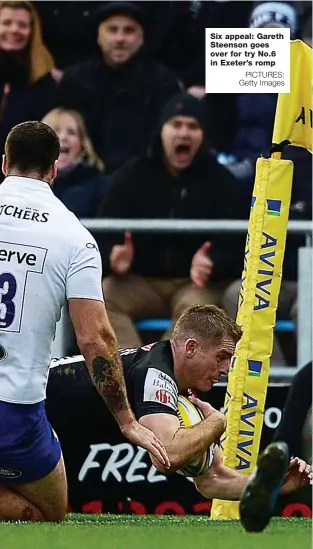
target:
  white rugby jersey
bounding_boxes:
[0,176,104,404]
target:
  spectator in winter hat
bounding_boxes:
[225,0,300,182]
[96,92,251,348]
[56,1,180,173]
[249,1,299,38]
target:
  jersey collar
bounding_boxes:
[1,176,53,193]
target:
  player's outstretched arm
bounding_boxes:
[195,446,249,500]
[195,446,312,501]
[68,298,170,469]
[139,410,226,474]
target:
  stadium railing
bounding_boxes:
[134,318,295,332]
[53,219,312,381]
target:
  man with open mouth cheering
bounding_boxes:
[96,92,251,349]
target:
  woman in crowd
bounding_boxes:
[42,107,108,218]
[0,0,56,154]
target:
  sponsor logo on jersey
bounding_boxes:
[0,241,47,270]
[155,389,173,405]
[0,247,37,266]
[0,204,49,222]
[143,368,178,411]
[86,242,98,251]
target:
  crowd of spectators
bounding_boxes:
[0,0,311,365]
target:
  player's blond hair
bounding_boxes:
[42,108,105,172]
[0,1,54,84]
[172,304,242,348]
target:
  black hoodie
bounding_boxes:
[96,135,251,281]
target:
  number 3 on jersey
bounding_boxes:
[0,242,47,332]
[0,273,17,328]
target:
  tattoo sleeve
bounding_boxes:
[91,354,131,420]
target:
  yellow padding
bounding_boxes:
[272,40,312,153]
[211,158,293,519]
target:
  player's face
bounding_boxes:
[52,113,83,170]
[97,15,144,66]
[161,116,204,173]
[187,338,236,392]
[0,7,31,52]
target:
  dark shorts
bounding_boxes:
[0,400,61,484]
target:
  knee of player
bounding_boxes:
[44,505,67,522]
[42,495,68,522]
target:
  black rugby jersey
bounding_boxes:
[121,340,179,419]
[49,341,180,419]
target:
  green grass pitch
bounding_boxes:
[0,514,311,549]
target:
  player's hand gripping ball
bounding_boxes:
[176,395,214,477]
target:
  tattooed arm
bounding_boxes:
[69,298,135,424]
[68,298,170,468]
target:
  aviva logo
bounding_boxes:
[248,360,262,377]
[250,197,281,217]
[229,357,262,376]
[267,199,281,216]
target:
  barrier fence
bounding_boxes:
[53,219,312,374]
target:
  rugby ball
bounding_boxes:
[176,395,214,477]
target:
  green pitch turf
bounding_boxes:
[0,514,311,549]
